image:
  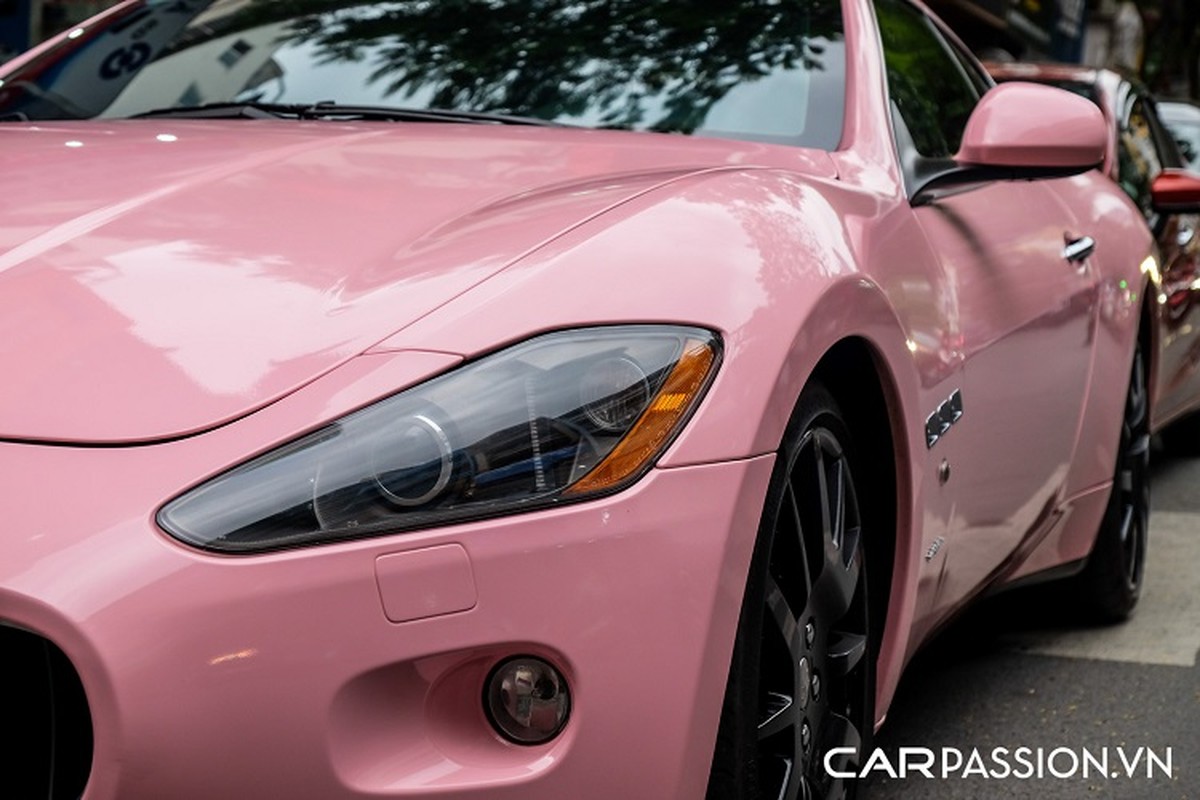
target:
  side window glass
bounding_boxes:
[1117,98,1162,216]
[1144,99,1185,170]
[946,38,994,97]
[873,0,981,159]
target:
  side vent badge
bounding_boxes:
[925,536,945,562]
[925,389,963,449]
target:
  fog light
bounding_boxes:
[484,656,571,744]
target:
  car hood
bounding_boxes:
[0,120,833,443]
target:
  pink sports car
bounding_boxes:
[0,1,1178,798]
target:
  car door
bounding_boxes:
[874,0,1100,615]
[1114,85,1200,426]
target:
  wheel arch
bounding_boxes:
[703,328,917,798]
[676,269,928,732]
[801,326,925,730]
[706,272,926,727]
[810,339,902,721]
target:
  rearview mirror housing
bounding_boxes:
[912,82,1107,205]
[957,82,1107,169]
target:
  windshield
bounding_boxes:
[0,0,846,149]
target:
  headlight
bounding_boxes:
[158,326,720,553]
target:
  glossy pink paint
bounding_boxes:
[0,429,773,798]
[0,3,1158,799]
[0,121,832,442]
[957,82,1107,168]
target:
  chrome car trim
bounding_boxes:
[924,389,964,449]
[1062,234,1096,263]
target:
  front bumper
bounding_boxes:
[0,440,772,799]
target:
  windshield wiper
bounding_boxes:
[130,101,568,127]
[311,103,570,127]
[130,101,305,120]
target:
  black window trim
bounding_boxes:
[874,0,992,203]
[878,0,1096,206]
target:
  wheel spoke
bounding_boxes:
[784,482,815,596]
[840,522,861,571]
[810,439,851,558]
[799,773,814,800]
[808,546,861,624]
[826,631,867,677]
[1119,467,1134,494]
[820,710,863,756]
[1127,349,1147,423]
[1129,392,1146,428]
[775,758,796,800]
[758,691,796,741]
[765,574,805,664]
[831,458,846,554]
[814,711,863,800]
[1119,505,1135,544]
[1119,421,1148,547]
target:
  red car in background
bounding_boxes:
[989,63,1200,448]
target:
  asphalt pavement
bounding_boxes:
[863,446,1200,799]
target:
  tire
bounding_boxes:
[707,383,874,800]
[1079,340,1150,621]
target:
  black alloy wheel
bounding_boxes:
[1081,341,1149,621]
[708,384,873,800]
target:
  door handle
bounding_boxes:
[1062,235,1096,263]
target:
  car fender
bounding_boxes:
[381,165,929,726]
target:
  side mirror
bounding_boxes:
[1151,169,1200,214]
[957,82,1107,169]
[912,82,1107,205]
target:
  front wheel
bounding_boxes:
[1079,340,1149,621]
[707,383,874,800]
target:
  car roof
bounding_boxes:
[984,61,1101,86]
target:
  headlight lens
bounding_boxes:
[158,326,720,553]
